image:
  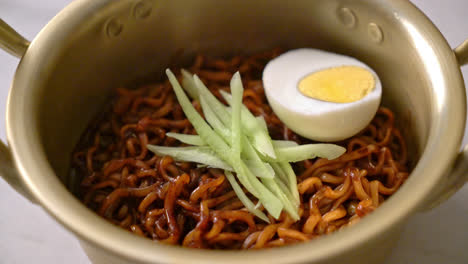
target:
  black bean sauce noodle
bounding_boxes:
[71,49,409,249]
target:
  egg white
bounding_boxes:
[262,48,382,142]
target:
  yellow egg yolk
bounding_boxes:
[298,66,375,103]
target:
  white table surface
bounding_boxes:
[0,1,467,263]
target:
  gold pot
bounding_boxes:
[1,0,467,263]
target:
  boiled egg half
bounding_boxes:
[263,48,382,142]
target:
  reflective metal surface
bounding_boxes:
[0,0,467,263]
[0,18,34,202]
[0,19,29,58]
[455,39,468,66]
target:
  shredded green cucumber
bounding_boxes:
[166,132,205,146]
[166,135,273,179]
[189,71,278,161]
[273,176,298,208]
[279,162,300,204]
[256,116,269,133]
[272,140,299,148]
[181,69,199,100]
[199,96,231,142]
[236,159,283,218]
[241,136,275,179]
[148,69,347,223]
[193,75,232,127]
[224,171,269,223]
[147,145,232,171]
[269,162,289,186]
[244,159,274,179]
[261,177,299,220]
[220,90,277,159]
[230,72,243,160]
[167,70,230,155]
[166,132,303,151]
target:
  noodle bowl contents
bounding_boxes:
[152,68,345,221]
[71,49,409,249]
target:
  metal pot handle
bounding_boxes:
[422,40,468,209]
[455,39,468,66]
[0,19,35,202]
[0,19,30,58]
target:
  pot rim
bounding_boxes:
[5,0,466,263]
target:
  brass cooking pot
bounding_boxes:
[1,0,468,263]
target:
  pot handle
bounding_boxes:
[0,19,30,58]
[0,19,35,203]
[455,39,468,66]
[422,40,468,209]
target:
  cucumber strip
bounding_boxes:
[195,74,272,178]
[230,72,243,160]
[241,136,275,179]
[261,178,300,221]
[199,96,231,142]
[256,116,268,133]
[166,70,232,162]
[231,161,260,198]
[244,159,274,179]
[147,145,233,171]
[271,162,300,209]
[224,170,269,223]
[275,144,346,163]
[197,163,281,178]
[181,69,199,100]
[279,162,300,203]
[191,71,278,161]
[220,90,277,159]
[273,176,299,208]
[193,75,232,127]
[269,162,289,186]
[251,131,277,159]
[166,132,205,146]
[272,140,299,148]
[163,136,273,177]
[235,159,283,219]
[166,133,286,155]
